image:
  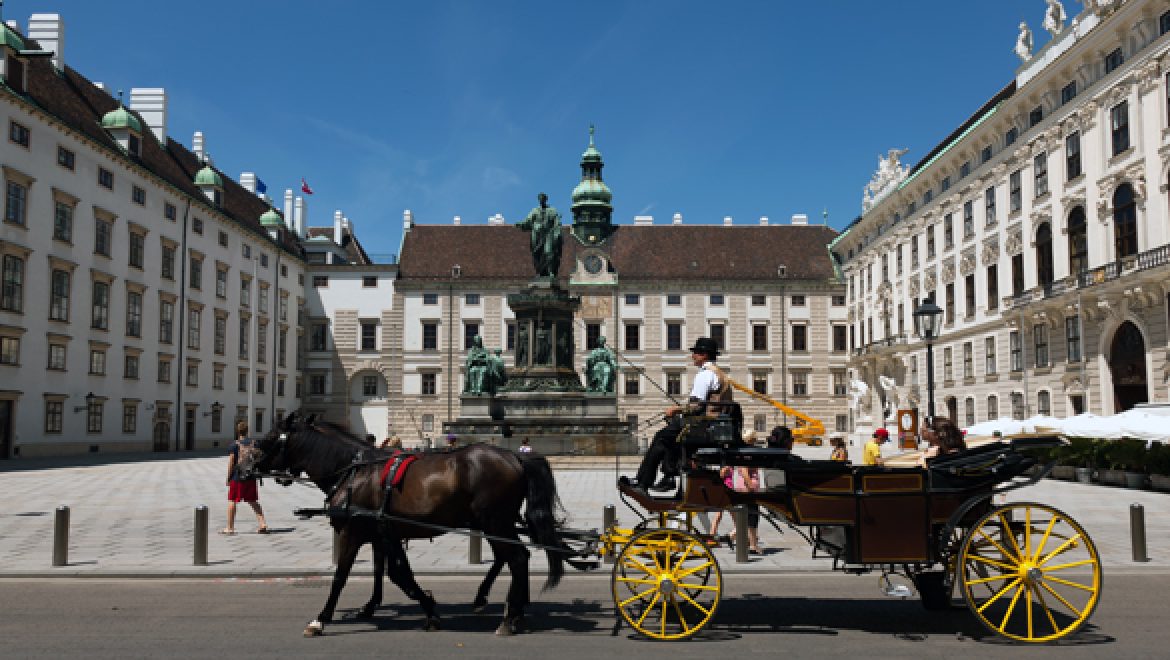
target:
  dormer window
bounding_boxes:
[194,165,224,206]
[100,102,143,157]
[1,25,28,94]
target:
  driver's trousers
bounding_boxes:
[635,420,684,487]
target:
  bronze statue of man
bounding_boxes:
[516,193,563,277]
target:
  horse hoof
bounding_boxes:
[495,622,514,637]
[304,620,324,637]
[424,617,441,632]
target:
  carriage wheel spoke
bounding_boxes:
[1039,580,1084,618]
[966,573,1016,586]
[671,598,692,634]
[977,527,1017,563]
[615,576,658,587]
[998,582,1026,632]
[998,511,1025,560]
[1042,574,1095,593]
[976,576,1021,614]
[1038,533,1083,566]
[619,587,658,608]
[660,594,669,636]
[676,560,715,579]
[1041,558,1096,573]
[621,557,657,577]
[1033,581,1062,635]
[967,552,1018,572]
[635,593,661,628]
[1025,582,1034,639]
[674,581,720,592]
[679,591,713,616]
[1031,516,1058,563]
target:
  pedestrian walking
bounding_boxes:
[222,421,269,535]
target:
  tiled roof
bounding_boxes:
[6,31,302,257]
[305,227,372,265]
[398,224,840,283]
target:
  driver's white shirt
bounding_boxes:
[690,362,720,401]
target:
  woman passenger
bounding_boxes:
[918,417,967,466]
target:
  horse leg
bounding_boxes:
[306,526,363,637]
[492,539,531,636]
[358,537,385,619]
[385,535,441,631]
[472,556,506,613]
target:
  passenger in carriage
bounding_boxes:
[917,417,967,466]
[631,337,731,493]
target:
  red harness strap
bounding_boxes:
[380,450,419,489]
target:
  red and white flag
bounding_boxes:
[300,178,314,195]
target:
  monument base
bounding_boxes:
[446,392,635,455]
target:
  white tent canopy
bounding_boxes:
[963,411,1170,445]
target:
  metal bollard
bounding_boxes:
[733,507,749,564]
[1131,503,1149,562]
[52,505,70,567]
[603,504,616,564]
[193,506,208,566]
[469,531,482,565]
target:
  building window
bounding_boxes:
[506,322,516,351]
[463,323,479,350]
[832,325,847,352]
[1033,152,1048,197]
[215,268,227,298]
[132,185,145,206]
[911,235,919,266]
[362,276,378,288]
[1113,184,1138,258]
[160,301,175,344]
[624,293,640,305]
[985,336,997,375]
[0,255,23,313]
[1066,316,1082,363]
[941,176,951,191]
[309,323,327,351]
[312,275,328,288]
[98,167,113,189]
[987,395,999,420]
[791,324,807,352]
[94,219,113,257]
[87,401,103,433]
[48,343,66,370]
[666,294,682,306]
[309,372,325,395]
[255,374,264,393]
[945,283,955,324]
[666,372,681,396]
[751,295,766,306]
[161,246,175,280]
[1011,392,1026,420]
[943,214,954,249]
[835,415,848,433]
[965,197,976,236]
[213,365,224,390]
[158,358,171,383]
[1009,169,1022,212]
[980,145,992,163]
[57,146,75,169]
[1037,390,1051,416]
[164,202,177,222]
[186,307,200,349]
[1005,127,1018,146]
[624,323,640,351]
[0,336,18,365]
[192,217,203,234]
[833,370,847,396]
[1029,106,1043,128]
[361,322,378,351]
[1104,47,1124,74]
[53,201,73,242]
[278,328,287,366]
[240,278,251,307]
[986,264,999,310]
[791,295,806,306]
[1036,223,1054,291]
[1067,207,1088,276]
[710,323,725,351]
[363,374,378,397]
[926,225,936,258]
[420,292,440,306]
[126,291,143,337]
[791,372,808,396]
[832,294,846,306]
[189,257,202,290]
[959,160,971,178]
[1061,81,1077,105]
[709,294,724,306]
[8,120,29,147]
[422,322,438,351]
[752,371,768,394]
[418,372,436,396]
[666,322,682,351]
[211,406,222,433]
[1034,324,1049,368]
[123,350,139,378]
[238,318,249,359]
[585,323,600,350]
[1010,331,1022,372]
[89,348,106,375]
[217,230,229,248]
[1011,253,1025,296]
[963,342,973,380]
[752,324,767,351]
[1111,101,1130,156]
[1065,131,1082,180]
[49,269,70,321]
[624,373,640,396]
[45,401,64,433]
[4,180,28,226]
[943,346,953,381]
[126,231,145,268]
[965,274,976,318]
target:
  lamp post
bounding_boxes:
[913,298,944,421]
[447,264,462,426]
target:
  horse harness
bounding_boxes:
[324,447,419,528]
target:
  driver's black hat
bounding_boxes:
[689,337,720,357]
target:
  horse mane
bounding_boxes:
[311,419,365,444]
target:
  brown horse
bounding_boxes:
[240,412,564,636]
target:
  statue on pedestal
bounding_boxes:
[585,336,617,393]
[489,349,508,392]
[535,323,552,365]
[463,335,491,395]
[516,324,529,367]
[516,193,563,278]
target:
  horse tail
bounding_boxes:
[518,452,564,590]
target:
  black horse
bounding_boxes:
[239,412,564,636]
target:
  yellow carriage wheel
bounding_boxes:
[958,502,1101,643]
[612,528,721,640]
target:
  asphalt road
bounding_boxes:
[2,573,1168,659]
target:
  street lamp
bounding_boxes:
[73,392,96,413]
[913,298,944,421]
[447,264,462,426]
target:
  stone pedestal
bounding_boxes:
[444,279,635,454]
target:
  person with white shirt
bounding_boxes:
[632,337,730,492]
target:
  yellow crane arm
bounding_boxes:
[727,379,826,442]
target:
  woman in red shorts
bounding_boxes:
[222,421,269,535]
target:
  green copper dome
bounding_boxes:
[0,24,25,51]
[259,208,283,227]
[571,126,612,206]
[194,165,223,188]
[101,105,142,133]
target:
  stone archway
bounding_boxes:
[1109,321,1148,412]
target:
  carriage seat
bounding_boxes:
[691,446,805,469]
[925,440,1039,491]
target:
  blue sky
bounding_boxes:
[25,1,1054,259]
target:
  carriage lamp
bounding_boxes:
[73,392,96,413]
[913,298,944,422]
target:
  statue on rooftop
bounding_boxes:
[1044,0,1067,36]
[516,193,563,278]
[1015,21,1034,62]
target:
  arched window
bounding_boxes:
[1037,390,1051,416]
[1113,183,1138,258]
[1036,222,1054,290]
[987,394,999,420]
[1067,206,1088,276]
[964,397,976,426]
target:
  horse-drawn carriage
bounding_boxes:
[242,411,1100,644]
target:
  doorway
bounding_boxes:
[153,421,170,452]
[0,400,12,459]
[1109,321,1148,412]
[184,408,196,450]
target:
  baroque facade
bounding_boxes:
[0,12,306,457]
[837,0,1170,427]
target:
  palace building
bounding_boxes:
[836,0,1170,426]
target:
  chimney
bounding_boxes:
[333,210,344,244]
[93,82,105,90]
[672,213,683,225]
[759,216,769,226]
[294,196,306,238]
[5,20,17,31]
[453,215,461,225]
[403,209,414,231]
[791,213,808,225]
[488,213,505,226]
[192,131,205,162]
[239,172,257,194]
[283,190,294,231]
[634,215,653,226]
[723,216,733,226]
[129,88,167,142]
[27,14,63,70]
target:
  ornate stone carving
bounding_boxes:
[923,271,937,292]
[908,277,920,297]
[863,148,911,213]
[981,239,1000,265]
[1005,227,1024,256]
[940,261,956,284]
[1076,100,1099,131]
[959,251,977,276]
[1138,60,1162,94]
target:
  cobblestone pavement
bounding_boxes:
[0,444,1166,577]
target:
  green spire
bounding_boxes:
[571,125,614,244]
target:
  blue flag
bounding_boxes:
[255,177,267,194]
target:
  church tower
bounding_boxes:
[570,126,615,245]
